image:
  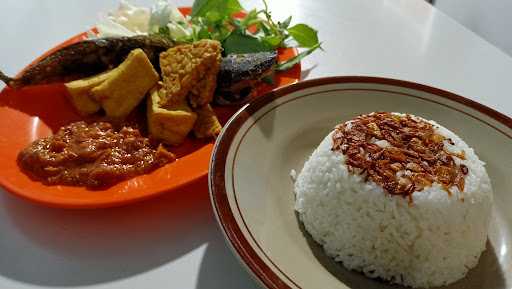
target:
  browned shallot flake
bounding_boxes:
[332,112,468,201]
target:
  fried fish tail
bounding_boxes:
[0,70,15,87]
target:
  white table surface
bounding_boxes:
[1,0,511,288]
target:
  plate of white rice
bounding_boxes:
[209,76,511,289]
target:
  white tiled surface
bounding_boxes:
[1,0,512,288]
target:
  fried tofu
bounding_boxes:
[159,39,221,108]
[147,40,223,145]
[91,48,159,119]
[147,87,197,146]
[64,70,114,115]
[193,104,222,139]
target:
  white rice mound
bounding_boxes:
[294,115,494,288]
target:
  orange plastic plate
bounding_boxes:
[0,7,300,208]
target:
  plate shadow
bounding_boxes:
[195,231,262,289]
[0,177,214,286]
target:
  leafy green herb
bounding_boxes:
[287,24,319,48]
[276,42,321,71]
[192,0,242,17]
[205,10,222,23]
[239,9,261,28]
[259,22,271,36]
[223,32,273,54]
[262,35,282,47]
[157,26,171,37]
[151,0,321,71]
[197,26,211,40]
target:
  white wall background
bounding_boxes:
[436,0,512,56]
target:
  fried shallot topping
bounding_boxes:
[332,112,468,202]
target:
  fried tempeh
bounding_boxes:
[193,104,222,139]
[159,39,221,108]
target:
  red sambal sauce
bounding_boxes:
[17,121,175,188]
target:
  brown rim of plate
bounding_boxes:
[208,76,512,289]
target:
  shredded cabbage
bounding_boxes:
[96,1,150,37]
[96,0,191,39]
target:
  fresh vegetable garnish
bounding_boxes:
[276,42,321,71]
[188,0,321,69]
[97,0,321,71]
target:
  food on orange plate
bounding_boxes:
[147,39,222,145]
[0,35,173,89]
[18,41,224,187]
[64,70,114,115]
[65,48,159,118]
[4,0,322,189]
[17,121,174,188]
[158,39,221,107]
[91,48,159,119]
[215,51,277,104]
[147,87,198,146]
[193,104,222,138]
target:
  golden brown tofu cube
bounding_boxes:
[193,104,222,139]
[91,48,159,119]
[64,70,114,115]
[147,88,197,146]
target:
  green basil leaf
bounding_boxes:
[286,23,319,48]
[197,27,211,39]
[205,11,222,23]
[259,22,271,36]
[262,35,282,48]
[192,0,243,18]
[223,33,274,54]
[211,26,232,42]
[276,42,321,71]
[157,26,170,36]
[241,9,259,25]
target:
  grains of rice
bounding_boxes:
[294,113,493,288]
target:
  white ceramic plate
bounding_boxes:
[209,77,511,289]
